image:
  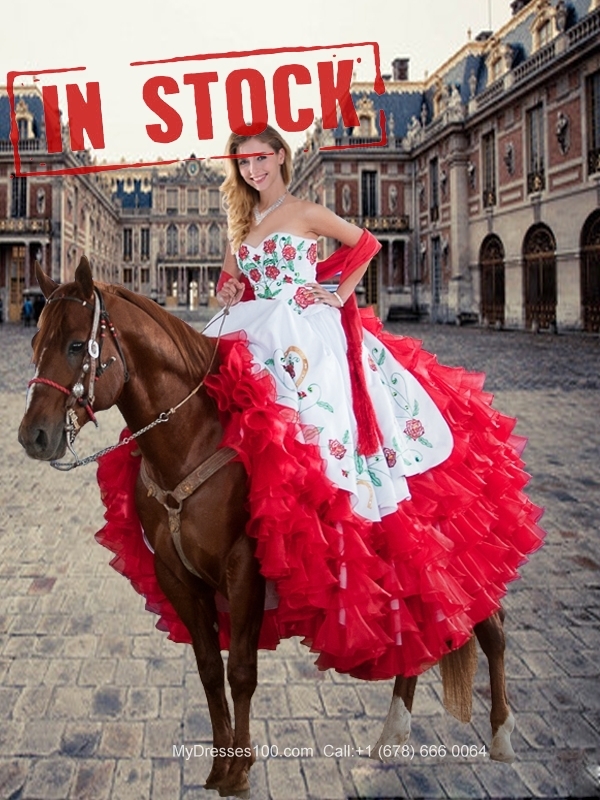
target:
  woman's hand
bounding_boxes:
[217,277,245,308]
[306,283,344,308]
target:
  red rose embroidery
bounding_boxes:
[307,242,317,265]
[283,362,296,379]
[293,286,315,309]
[284,275,293,284]
[368,354,378,372]
[404,419,425,440]
[263,238,277,254]
[253,254,261,262]
[303,425,321,443]
[238,245,249,260]
[282,244,297,261]
[328,439,347,460]
[249,268,261,283]
[265,266,280,280]
[383,447,397,468]
[297,390,307,399]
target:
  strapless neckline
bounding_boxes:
[242,232,318,250]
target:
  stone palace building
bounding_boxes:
[1,0,599,330]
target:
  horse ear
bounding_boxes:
[36,262,58,299]
[75,255,94,299]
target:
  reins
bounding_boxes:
[32,289,233,471]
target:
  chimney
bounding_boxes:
[392,58,409,81]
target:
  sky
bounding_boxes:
[2,0,511,166]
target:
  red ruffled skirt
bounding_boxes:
[96,315,544,679]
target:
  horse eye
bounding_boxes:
[68,341,85,356]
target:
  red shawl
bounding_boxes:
[218,229,383,456]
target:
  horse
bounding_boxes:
[18,257,517,795]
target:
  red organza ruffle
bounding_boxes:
[96,323,544,679]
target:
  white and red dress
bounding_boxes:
[96,230,544,679]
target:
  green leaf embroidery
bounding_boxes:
[418,437,433,448]
[412,400,419,416]
[317,400,334,413]
[368,470,383,487]
[376,349,386,366]
[342,430,350,445]
[354,453,365,474]
[264,358,275,366]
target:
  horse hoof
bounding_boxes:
[490,711,516,763]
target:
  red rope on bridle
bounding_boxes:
[28,377,70,396]
[28,376,98,424]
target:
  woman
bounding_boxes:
[195,125,544,678]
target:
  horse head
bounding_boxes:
[18,256,129,461]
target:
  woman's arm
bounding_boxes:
[216,246,246,307]
[304,203,369,307]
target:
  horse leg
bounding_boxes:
[474,609,516,763]
[153,557,234,788]
[371,675,418,761]
[218,535,265,793]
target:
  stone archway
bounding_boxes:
[581,210,600,333]
[479,234,505,326]
[523,224,557,330]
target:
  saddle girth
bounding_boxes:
[139,447,237,578]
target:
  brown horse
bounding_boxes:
[18,258,516,795]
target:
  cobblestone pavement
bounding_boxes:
[1,320,599,800]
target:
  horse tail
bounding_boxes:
[439,635,478,723]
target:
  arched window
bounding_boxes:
[208,223,220,256]
[166,224,178,256]
[187,224,199,256]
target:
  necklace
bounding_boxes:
[253,191,287,225]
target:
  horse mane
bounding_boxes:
[101,283,215,381]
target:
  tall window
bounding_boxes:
[432,236,442,308]
[17,118,29,139]
[187,189,199,214]
[587,70,600,175]
[123,228,133,261]
[166,224,178,256]
[141,228,150,260]
[429,158,439,222]
[208,223,220,255]
[166,188,178,214]
[482,131,496,207]
[527,104,545,192]
[208,189,220,213]
[537,20,553,47]
[361,171,377,217]
[11,176,27,218]
[187,224,199,256]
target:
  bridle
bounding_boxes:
[28,287,129,467]
[28,285,229,471]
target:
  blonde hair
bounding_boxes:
[221,125,292,252]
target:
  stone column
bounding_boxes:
[447,132,470,320]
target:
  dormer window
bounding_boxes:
[531,0,558,53]
[486,38,514,86]
[351,94,377,137]
[15,98,34,140]
[491,58,503,83]
[538,19,553,46]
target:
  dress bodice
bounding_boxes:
[236,232,320,315]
